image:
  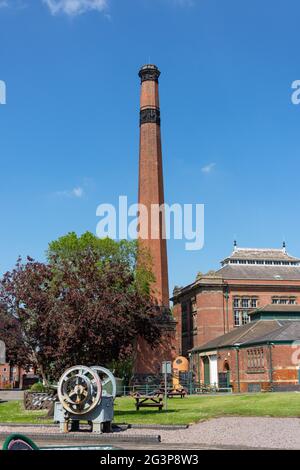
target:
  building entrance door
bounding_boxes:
[219,362,230,388]
[209,355,218,387]
[203,357,210,385]
[224,362,230,388]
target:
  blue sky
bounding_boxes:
[1,0,300,293]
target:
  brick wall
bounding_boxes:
[173,279,300,356]
[196,289,226,346]
[173,302,182,354]
[196,344,300,392]
[0,364,22,389]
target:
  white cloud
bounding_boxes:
[55,186,84,198]
[42,0,107,16]
[0,0,28,10]
[1,0,192,17]
[201,163,216,174]
[72,186,84,197]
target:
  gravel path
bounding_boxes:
[0,417,299,449]
[126,417,300,449]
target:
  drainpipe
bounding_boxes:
[268,343,274,392]
[188,352,193,394]
[234,345,241,393]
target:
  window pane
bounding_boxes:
[242,311,249,324]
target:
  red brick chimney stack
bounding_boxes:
[138,64,169,307]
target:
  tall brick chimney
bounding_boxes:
[134,65,176,378]
[138,64,169,307]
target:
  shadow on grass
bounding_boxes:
[115,409,180,417]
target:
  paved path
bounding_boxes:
[0,417,299,449]
[0,390,24,402]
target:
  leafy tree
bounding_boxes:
[0,258,59,383]
[47,232,124,266]
[48,250,160,379]
[47,232,155,295]
[0,236,161,383]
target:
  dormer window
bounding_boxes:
[272,296,297,305]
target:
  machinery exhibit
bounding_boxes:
[54,365,117,433]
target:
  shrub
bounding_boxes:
[30,382,46,393]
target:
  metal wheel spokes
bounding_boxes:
[91,366,117,398]
[58,365,102,415]
[64,374,90,405]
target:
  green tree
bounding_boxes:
[47,232,154,295]
[0,251,161,383]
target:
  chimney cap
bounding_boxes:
[139,64,161,83]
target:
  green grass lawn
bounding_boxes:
[114,393,300,425]
[0,393,300,426]
[0,401,51,424]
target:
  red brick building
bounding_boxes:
[0,364,39,390]
[172,244,300,358]
[190,305,300,392]
[0,365,24,389]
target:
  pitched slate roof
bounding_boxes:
[252,305,300,313]
[249,321,300,344]
[216,264,300,281]
[192,317,300,353]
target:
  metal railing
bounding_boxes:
[116,382,232,397]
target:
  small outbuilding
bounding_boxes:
[190,305,300,392]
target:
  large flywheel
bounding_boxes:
[57,365,102,415]
[91,366,117,398]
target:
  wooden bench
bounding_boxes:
[167,388,187,398]
[133,393,164,412]
[158,388,187,398]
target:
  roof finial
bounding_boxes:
[233,240,237,251]
[282,240,286,253]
